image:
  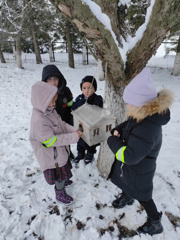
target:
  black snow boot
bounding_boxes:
[73,152,85,164]
[112,192,134,209]
[84,152,95,164]
[137,212,163,236]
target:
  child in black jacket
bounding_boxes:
[107,68,174,236]
[42,65,73,124]
[72,75,103,164]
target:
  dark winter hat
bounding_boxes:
[42,65,67,91]
[123,68,157,106]
[80,75,97,92]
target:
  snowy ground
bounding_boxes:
[0,48,180,240]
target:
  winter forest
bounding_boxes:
[0,1,180,240]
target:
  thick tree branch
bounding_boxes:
[50,0,180,85]
[126,0,180,79]
[50,0,125,88]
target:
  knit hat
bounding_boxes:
[80,76,97,92]
[123,68,157,106]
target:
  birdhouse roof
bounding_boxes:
[72,103,116,127]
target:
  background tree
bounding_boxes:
[24,1,42,64]
[0,0,27,68]
[162,21,180,76]
[1,0,56,64]
[15,32,23,68]
[55,15,75,68]
[22,0,59,64]
[0,45,6,63]
[168,24,180,76]
[0,0,84,66]
[55,13,84,68]
[0,1,7,63]
[172,35,180,76]
[65,19,75,68]
[49,0,180,178]
[0,27,6,63]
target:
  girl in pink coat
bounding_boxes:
[29,81,81,204]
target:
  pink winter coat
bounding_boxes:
[29,81,79,171]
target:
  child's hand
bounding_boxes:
[113,130,120,137]
[77,130,82,138]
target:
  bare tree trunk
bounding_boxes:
[31,27,42,64]
[172,36,180,76]
[48,40,55,62]
[0,46,6,63]
[66,26,75,68]
[97,73,126,178]
[26,2,42,64]
[82,46,87,65]
[16,34,23,69]
[29,13,42,64]
[12,42,16,60]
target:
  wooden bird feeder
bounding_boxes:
[72,103,116,146]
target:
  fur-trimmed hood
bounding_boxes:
[126,89,174,122]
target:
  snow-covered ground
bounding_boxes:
[0,47,180,240]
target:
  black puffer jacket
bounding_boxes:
[108,89,173,201]
[71,93,103,111]
[42,65,73,124]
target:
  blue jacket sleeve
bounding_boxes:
[71,94,86,111]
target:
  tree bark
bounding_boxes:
[16,33,23,69]
[126,1,180,78]
[48,40,55,62]
[51,0,125,85]
[31,25,42,64]
[0,46,6,63]
[83,37,98,62]
[29,11,42,64]
[82,46,87,65]
[66,26,75,68]
[97,74,126,178]
[172,36,180,76]
[12,42,16,60]
[50,0,180,177]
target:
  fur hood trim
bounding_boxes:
[126,89,174,122]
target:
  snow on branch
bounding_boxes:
[121,0,156,63]
[118,0,131,7]
[82,0,155,65]
[81,0,122,60]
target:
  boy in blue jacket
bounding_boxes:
[72,76,103,164]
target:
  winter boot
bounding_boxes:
[65,179,73,187]
[73,152,85,164]
[55,187,73,205]
[84,152,95,164]
[112,193,134,209]
[137,212,163,236]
